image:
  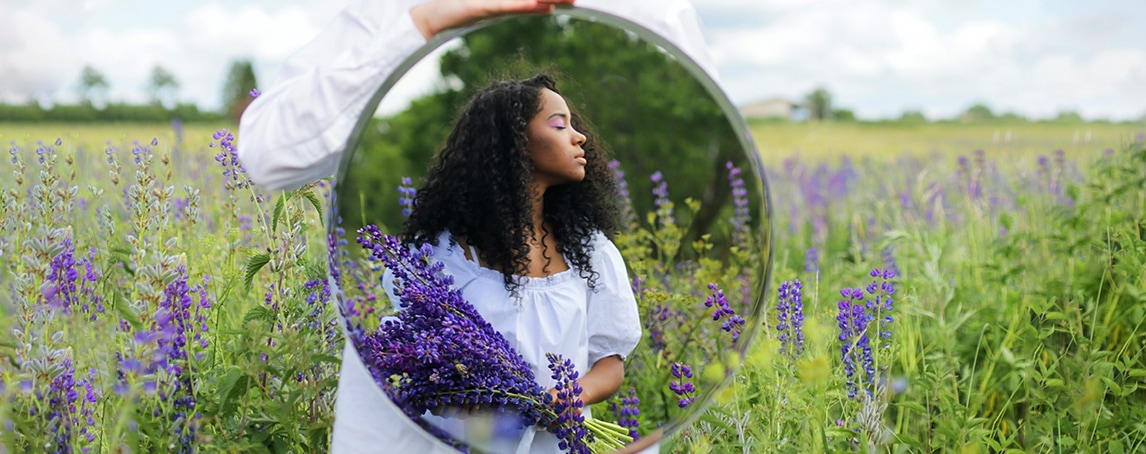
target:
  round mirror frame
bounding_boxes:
[326,5,775,452]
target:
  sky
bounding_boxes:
[1,0,1144,121]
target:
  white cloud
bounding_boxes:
[0,1,351,109]
[1,0,1143,120]
[705,0,1146,120]
[0,5,78,103]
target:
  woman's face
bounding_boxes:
[526,88,588,189]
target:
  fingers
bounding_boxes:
[496,0,572,14]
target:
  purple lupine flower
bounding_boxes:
[726,162,751,248]
[608,160,635,227]
[837,287,871,401]
[776,280,805,363]
[77,368,100,449]
[650,171,673,226]
[43,233,80,311]
[880,246,900,279]
[615,387,640,440]
[172,197,189,220]
[547,353,590,454]
[838,268,897,402]
[172,118,184,145]
[148,264,202,452]
[45,359,80,452]
[705,283,746,345]
[249,88,261,98]
[669,362,696,408]
[397,176,416,218]
[354,226,551,426]
[865,268,895,348]
[829,156,856,198]
[210,129,250,191]
[81,247,102,320]
[644,303,683,354]
[804,247,819,275]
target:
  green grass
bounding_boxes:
[2,120,1145,453]
[749,120,1144,164]
[0,122,232,151]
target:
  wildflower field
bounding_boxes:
[1,120,1145,453]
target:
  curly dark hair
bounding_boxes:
[401,74,620,293]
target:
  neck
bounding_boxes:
[530,184,546,234]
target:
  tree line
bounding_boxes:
[0,60,259,123]
[792,86,1133,124]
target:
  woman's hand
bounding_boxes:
[540,355,624,431]
[410,0,576,40]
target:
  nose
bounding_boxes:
[573,129,586,146]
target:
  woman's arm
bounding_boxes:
[237,0,427,191]
[576,354,624,405]
[238,0,574,191]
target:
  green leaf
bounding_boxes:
[272,193,286,232]
[313,354,342,365]
[245,252,271,289]
[216,368,249,418]
[302,190,325,227]
[1101,376,1123,395]
[244,305,274,324]
[113,292,143,332]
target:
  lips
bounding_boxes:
[574,152,586,165]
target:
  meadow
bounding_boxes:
[1,119,1144,453]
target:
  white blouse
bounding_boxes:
[372,231,641,453]
[234,1,719,452]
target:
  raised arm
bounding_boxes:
[238,0,575,191]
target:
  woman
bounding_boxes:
[237,1,715,452]
[383,73,641,453]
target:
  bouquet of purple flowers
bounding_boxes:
[354,225,633,453]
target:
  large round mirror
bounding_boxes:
[326,6,772,453]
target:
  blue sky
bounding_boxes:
[2,0,1144,121]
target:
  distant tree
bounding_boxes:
[804,87,832,121]
[147,65,180,107]
[77,65,110,106]
[1054,110,1083,123]
[899,110,927,122]
[959,103,995,122]
[222,59,259,122]
[832,108,856,121]
[997,111,1027,122]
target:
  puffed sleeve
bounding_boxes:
[586,232,643,367]
[238,0,429,191]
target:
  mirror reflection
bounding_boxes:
[328,13,770,453]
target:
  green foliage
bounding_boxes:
[960,103,996,122]
[677,136,1146,452]
[0,132,339,453]
[147,65,180,107]
[2,109,1144,453]
[222,59,259,122]
[0,102,223,123]
[342,16,753,245]
[805,87,833,121]
[78,65,110,105]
